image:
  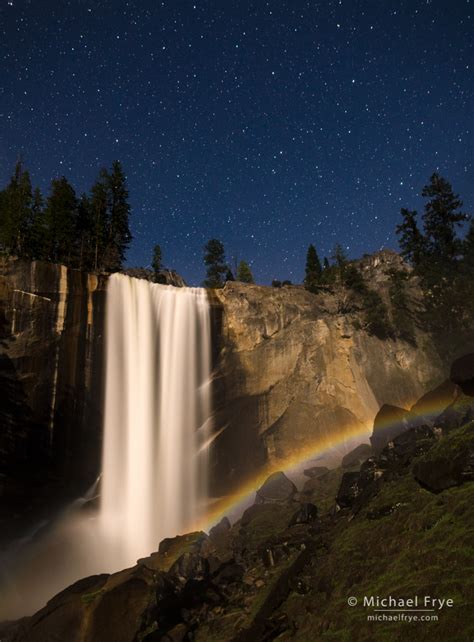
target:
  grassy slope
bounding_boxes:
[277,423,474,641]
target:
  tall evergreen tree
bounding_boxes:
[203,239,227,288]
[396,208,426,268]
[75,194,94,270]
[90,170,109,272]
[44,176,78,265]
[103,160,132,271]
[27,187,46,260]
[0,161,33,256]
[421,173,467,265]
[304,244,322,292]
[152,244,162,277]
[237,260,254,283]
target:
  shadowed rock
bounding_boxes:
[341,443,373,468]
[370,404,424,454]
[289,503,318,526]
[255,472,297,504]
[450,353,474,396]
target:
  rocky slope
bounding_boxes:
[3,357,473,642]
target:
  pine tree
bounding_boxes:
[225,267,235,282]
[103,160,132,271]
[152,244,162,277]
[0,161,33,256]
[396,208,426,268]
[236,260,254,284]
[28,188,46,260]
[75,194,94,270]
[323,257,330,270]
[203,239,227,288]
[304,244,322,292]
[44,176,78,265]
[421,173,467,265]
[332,243,348,269]
[90,170,109,272]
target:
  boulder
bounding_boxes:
[209,517,231,541]
[336,472,363,509]
[303,466,329,478]
[255,472,297,504]
[168,553,210,584]
[450,353,474,396]
[370,404,424,454]
[289,503,318,526]
[410,379,460,418]
[341,444,373,468]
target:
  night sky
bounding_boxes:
[1,1,472,285]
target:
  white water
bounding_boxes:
[0,274,213,619]
[99,274,212,569]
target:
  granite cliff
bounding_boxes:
[212,251,452,487]
[0,251,463,526]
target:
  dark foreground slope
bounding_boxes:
[2,358,474,642]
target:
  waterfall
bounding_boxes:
[99,273,212,569]
[0,273,213,619]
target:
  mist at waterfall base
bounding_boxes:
[0,274,213,620]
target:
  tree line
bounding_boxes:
[0,160,132,272]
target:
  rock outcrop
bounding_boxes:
[212,252,453,488]
[0,257,106,538]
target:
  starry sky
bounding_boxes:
[1,0,472,285]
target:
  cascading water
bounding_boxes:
[0,274,213,619]
[99,273,212,569]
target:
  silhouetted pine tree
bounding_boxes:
[304,244,322,293]
[75,194,94,270]
[44,177,78,265]
[0,161,33,256]
[203,239,227,288]
[90,170,109,272]
[237,260,254,283]
[396,208,426,269]
[103,160,132,271]
[27,188,46,260]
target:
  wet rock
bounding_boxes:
[168,553,210,584]
[303,466,329,478]
[158,531,208,556]
[212,561,245,586]
[410,379,460,418]
[450,353,474,396]
[370,404,424,454]
[209,516,231,541]
[378,425,435,470]
[435,396,474,432]
[255,472,297,504]
[336,471,363,509]
[341,444,373,468]
[289,503,318,526]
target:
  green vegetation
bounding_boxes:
[236,260,254,284]
[0,159,132,272]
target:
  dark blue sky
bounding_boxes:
[1,0,472,284]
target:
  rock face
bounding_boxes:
[0,257,106,536]
[212,253,453,488]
